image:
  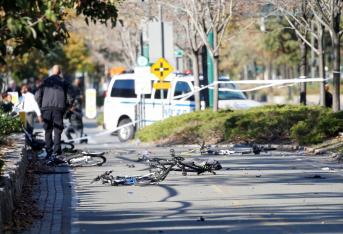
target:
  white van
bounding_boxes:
[104,70,261,142]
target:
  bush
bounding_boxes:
[291,111,343,145]
[137,109,231,143]
[224,105,330,144]
[137,105,343,145]
[0,111,21,141]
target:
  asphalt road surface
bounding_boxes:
[69,119,343,234]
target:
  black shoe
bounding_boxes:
[46,150,52,159]
[53,157,66,164]
[46,155,66,166]
[46,159,56,166]
[80,135,88,144]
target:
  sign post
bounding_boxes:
[150,58,174,119]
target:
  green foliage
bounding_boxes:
[225,105,319,143]
[220,18,300,80]
[291,111,343,145]
[137,110,231,143]
[2,32,94,81]
[0,111,21,140]
[262,18,301,66]
[0,0,120,63]
[225,105,342,145]
[63,32,94,74]
[137,105,343,146]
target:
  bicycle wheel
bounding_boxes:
[67,155,106,167]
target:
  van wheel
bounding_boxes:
[118,118,134,142]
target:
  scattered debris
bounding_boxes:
[321,167,335,172]
[331,152,343,162]
[305,175,326,179]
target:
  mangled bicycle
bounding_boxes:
[180,141,277,156]
[23,128,106,167]
[91,163,174,186]
[138,149,222,176]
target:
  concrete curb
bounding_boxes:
[0,135,26,233]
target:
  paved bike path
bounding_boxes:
[71,147,343,234]
[21,166,72,234]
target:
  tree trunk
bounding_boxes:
[318,23,326,106]
[201,45,209,107]
[299,40,307,105]
[213,55,219,112]
[213,30,219,112]
[331,9,341,112]
[191,51,201,111]
[310,21,317,81]
[332,34,341,112]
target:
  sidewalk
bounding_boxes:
[21,166,72,234]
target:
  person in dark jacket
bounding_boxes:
[35,65,74,162]
[0,92,14,113]
[325,84,333,108]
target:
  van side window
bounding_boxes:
[111,80,137,98]
[174,81,194,101]
[154,89,168,99]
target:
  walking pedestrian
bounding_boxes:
[35,65,74,164]
[18,84,43,137]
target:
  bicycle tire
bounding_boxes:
[67,155,106,167]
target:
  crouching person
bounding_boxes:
[65,105,86,143]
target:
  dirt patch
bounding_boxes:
[3,156,51,232]
[0,139,15,158]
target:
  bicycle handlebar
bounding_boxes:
[91,170,112,183]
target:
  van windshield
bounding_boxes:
[218,82,246,100]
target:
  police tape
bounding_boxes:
[174,77,332,101]
[63,120,140,143]
[64,76,331,143]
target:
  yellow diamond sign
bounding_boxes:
[150,58,174,81]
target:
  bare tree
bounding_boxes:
[69,0,145,68]
[180,0,234,112]
[166,3,205,111]
[272,0,327,106]
[308,0,342,112]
